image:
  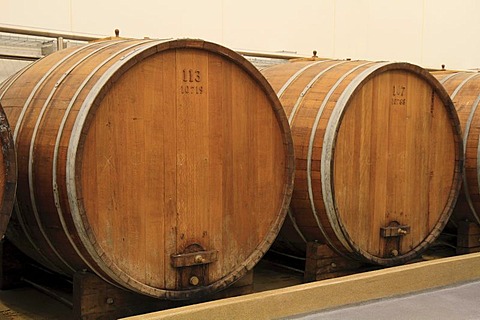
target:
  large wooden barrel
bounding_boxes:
[0,102,16,238]
[262,59,462,266]
[0,39,294,299]
[433,71,480,224]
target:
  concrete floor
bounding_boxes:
[121,252,480,320]
[289,280,480,320]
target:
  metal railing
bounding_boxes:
[0,23,312,62]
[0,23,104,42]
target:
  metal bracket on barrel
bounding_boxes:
[171,243,218,289]
[171,250,218,268]
[380,225,411,238]
[380,222,411,257]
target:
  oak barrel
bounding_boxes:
[0,39,294,299]
[0,102,16,238]
[262,59,462,265]
[433,71,480,225]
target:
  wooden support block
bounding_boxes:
[73,271,174,320]
[456,221,480,254]
[0,240,255,320]
[73,270,254,319]
[304,242,365,282]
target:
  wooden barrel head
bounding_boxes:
[326,64,461,264]
[0,39,294,299]
[263,61,462,265]
[73,43,293,298]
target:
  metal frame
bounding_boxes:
[0,23,311,61]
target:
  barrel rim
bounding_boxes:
[66,38,295,298]
[305,60,378,259]
[322,62,464,265]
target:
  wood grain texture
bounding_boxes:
[263,61,462,265]
[0,39,294,299]
[433,71,480,225]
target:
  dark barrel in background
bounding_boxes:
[0,39,294,299]
[0,101,16,239]
[262,59,462,266]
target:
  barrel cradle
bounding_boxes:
[262,60,463,266]
[0,39,294,299]
[433,71,480,225]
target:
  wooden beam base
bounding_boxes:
[73,270,254,320]
[73,270,253,319]
[73,271,166,319]
[457,221,480,254]
[304,242,370,282]
[0,239,254,319]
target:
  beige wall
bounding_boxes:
[1,0,478,69]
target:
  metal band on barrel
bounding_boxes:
[25,40,126,277]
[289,61,349,124]
[319,62,387,257]
[438,72,461,85]
[66,40,169,295]
[277,60,328,99]
[275,60,338,244]
[453,74,480,224]
[287,208,307,243]
[282,60,348,244]
[12,43,99,273]
[449,73,480,225]
[52,40,151,284]
[0,59,40,99]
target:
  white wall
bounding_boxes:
[1,0,478,69]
